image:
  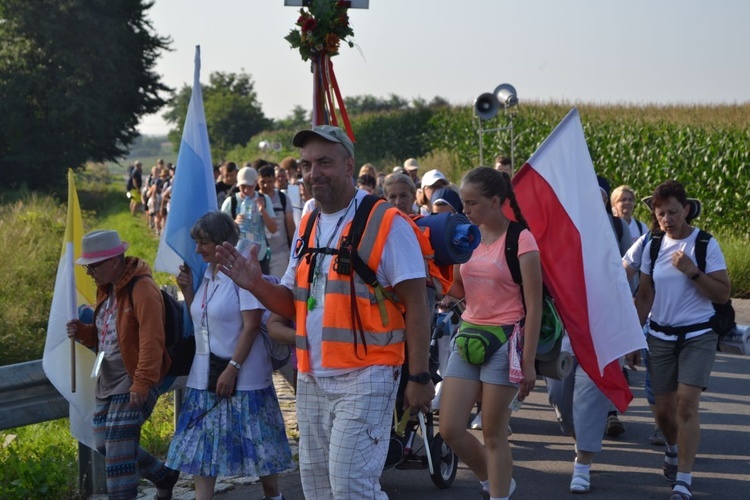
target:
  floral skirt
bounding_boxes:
[166,386,294,478]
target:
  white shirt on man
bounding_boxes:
[280,189,425,377]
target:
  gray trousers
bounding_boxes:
[546,358,610,454]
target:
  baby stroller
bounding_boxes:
[382,300,463,489]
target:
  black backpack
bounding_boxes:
[648,230,735,337]
[127,276,195,377]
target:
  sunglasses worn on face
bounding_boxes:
[84,258,111,273]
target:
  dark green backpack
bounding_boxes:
[504,221,564,360]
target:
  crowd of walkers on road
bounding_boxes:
[77,126,728,500]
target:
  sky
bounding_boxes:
[137,0,750,136]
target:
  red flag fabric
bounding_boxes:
[512,108,646,412]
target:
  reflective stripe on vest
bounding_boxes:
[293,199,406,372]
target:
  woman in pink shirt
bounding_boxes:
[439,167,542,500]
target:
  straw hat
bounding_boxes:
[76,230,129,265]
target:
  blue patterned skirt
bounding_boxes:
[166,386,294,477]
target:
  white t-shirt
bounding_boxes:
[187,266,273,391]
[626,218,648,244]
[641,228,727,341]
[283,184,304,227]
[623,233,648,271]
[281,189,425,377]
[301,197,317,217]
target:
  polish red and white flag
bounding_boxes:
[512,108,646,412]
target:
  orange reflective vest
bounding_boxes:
[293,199,408,372]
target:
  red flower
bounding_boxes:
[325,33,340,54]
[302,17,318,33]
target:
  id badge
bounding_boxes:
[310,274,327,309]
[196,326,209,355]
[91,351,105,379]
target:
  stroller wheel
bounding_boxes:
[429,432,458,488]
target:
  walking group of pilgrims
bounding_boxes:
[72,125,728,500]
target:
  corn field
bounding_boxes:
[428,102,750,237]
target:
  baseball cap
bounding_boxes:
[292,125,354,157]
[421,169,448,188]
[430,187,464,214]
[403,158,420,171]
[237,166,259,187]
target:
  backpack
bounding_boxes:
[648,230,735,337]
[127,276,195,377]
[297,194,453,338]
[126,171,134,192]
[504,221,564,360]
[613,216,624,243]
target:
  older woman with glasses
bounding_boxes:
[165,211,292,500]
[67,230,179,500]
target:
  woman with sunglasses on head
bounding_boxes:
[165,211,292,500]
[67,230,180,500]
[634,180,730,500]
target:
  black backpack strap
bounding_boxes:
[648,232,664,277]
[231,194,238,219]
[695,229,712,273]
[347,195,381,285]
[613,216,624,243]
[504,221,524,286]
[279,190,287,212]
[126,275,150,310]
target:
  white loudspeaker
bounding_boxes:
[493,83,518,109]
[474,92,500,120]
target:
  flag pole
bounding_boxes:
[66,170,79,393]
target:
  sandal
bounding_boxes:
[570,472,591,494]
[663,451,678,483]
[669,480,692,500]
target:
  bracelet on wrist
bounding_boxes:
[690,272,701,281]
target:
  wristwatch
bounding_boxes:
[228,360,242,370]
[408,371,431,385]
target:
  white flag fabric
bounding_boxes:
[512,108,646,412]
[42,169,99,449]
[155,45,217,287]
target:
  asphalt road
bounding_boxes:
[218,304,750,499]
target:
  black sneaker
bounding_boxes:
[606,414,625,437]
[154,467,179,499]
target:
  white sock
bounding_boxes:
[673,472,692,495]
[574,460,591,476]
[265,495,283,500]
[480,479,490,492]
[666,443,679,465]
[490,497,508,500]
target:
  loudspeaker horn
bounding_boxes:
[493,83,518,109]
[474,92,500,120]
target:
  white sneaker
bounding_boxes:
[470,412,482,430]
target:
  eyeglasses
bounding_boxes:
[84,258,111,273]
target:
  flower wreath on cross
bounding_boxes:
[285,0,356,140]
